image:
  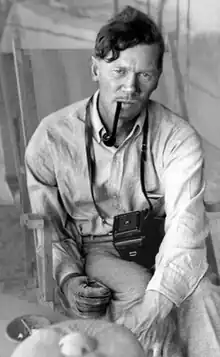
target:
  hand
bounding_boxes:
[63,276,112,318]
[133,290,174,332]
[116,291,182,356]
[138,313,183,357]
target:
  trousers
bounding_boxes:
[83,240,220,357]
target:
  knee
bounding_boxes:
[122,264,151,300]
[85,250,114,279]
[85,251,151,300]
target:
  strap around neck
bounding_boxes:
[84,96,152,225]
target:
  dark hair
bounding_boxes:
[94,6,165,70]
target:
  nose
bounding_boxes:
[122,72,138,96]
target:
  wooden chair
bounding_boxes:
[0,30,55,308]
[0,23,220,313]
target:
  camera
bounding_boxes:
[113,209,165,270]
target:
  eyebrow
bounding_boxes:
[113,65,157,73]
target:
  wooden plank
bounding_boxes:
[0,54,21,185]
[21,213,55,305]
[11,33,37,282]
[0,51,37,286]
[11,29,55,303]
[40,226,55,303]
[34,226,55,305]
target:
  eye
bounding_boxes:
[113,68,126,76]
[140,72,152,80]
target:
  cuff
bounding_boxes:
[59,272,84,294]
[54,260,84,288]
[146,260,208,307]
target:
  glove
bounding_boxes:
[62,276,112,318]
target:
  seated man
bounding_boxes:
[25,5,220,356]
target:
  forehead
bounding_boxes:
[106,44,160,70]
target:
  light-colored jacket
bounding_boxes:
[25,91,209,307]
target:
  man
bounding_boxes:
[25,5,220,356]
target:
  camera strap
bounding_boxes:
[84,95,153,226]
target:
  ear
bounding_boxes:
[91,56,100,82]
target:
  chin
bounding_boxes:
[120,106,141,120]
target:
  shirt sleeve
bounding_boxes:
[25,125,84,289]
[146,125,209,306]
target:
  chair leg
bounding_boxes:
[34,226,55,308]
[21,213,55,308]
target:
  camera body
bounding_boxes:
[113,209,165,270]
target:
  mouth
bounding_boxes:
[117,98,138,103]
[119,100,139,110]
[121,101,136,104]
[116,97,140,105]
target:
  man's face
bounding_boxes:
[92,44,162,123]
